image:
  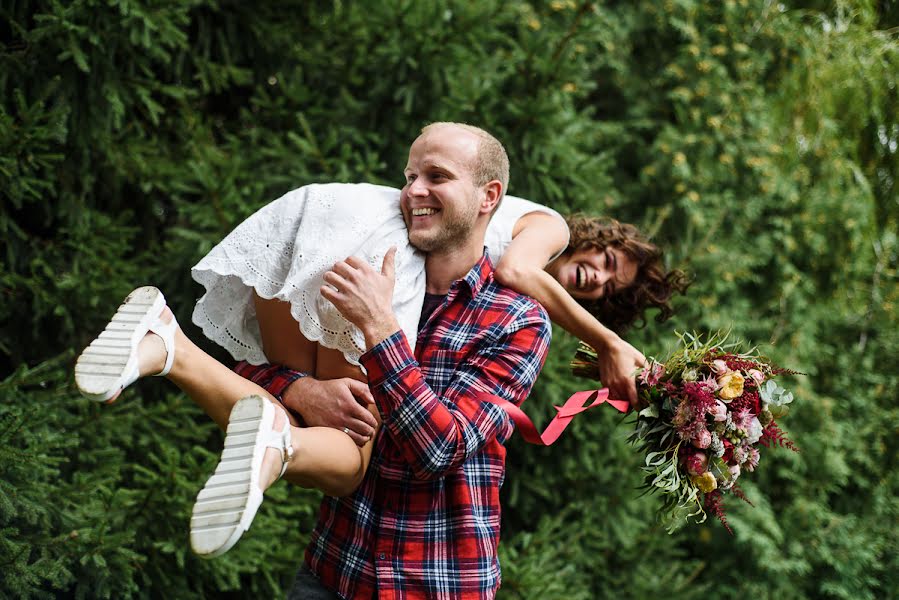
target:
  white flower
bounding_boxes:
[745,417,764,445]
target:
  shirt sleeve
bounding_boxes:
[233,360,306,401]
[360,301,551,480]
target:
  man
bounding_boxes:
[238,122,552,599]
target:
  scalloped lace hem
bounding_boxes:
[191,263,365,368]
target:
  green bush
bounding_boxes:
[2,1,896,598]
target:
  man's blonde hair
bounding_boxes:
[421,122,509,199]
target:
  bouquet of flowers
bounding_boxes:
[572,332,798,533]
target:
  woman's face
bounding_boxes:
[552,246,638,301]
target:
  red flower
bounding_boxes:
[721,439,735,463]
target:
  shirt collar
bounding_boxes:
[453,248,494,298]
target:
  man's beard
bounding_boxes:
[408,195,480,253]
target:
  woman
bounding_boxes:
[75,182,686,558]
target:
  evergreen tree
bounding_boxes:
[2,1,896,597]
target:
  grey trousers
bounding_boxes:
[286,565,340,600]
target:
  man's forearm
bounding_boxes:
[361,310,550,479]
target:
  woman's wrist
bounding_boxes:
[586,326,621,353]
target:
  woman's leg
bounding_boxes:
[126,304,366,497]
[313,344,380,486]
[253,294,377,495]
[253,293,317,374]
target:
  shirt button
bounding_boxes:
[379,553,386,560]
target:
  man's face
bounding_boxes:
[400,127,483,253]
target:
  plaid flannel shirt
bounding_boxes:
[236,254,551,599]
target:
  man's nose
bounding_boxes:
[408,177,428,196]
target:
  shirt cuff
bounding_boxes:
[267,369,307,399]
[360,330,417,387]
[233,361,307,400]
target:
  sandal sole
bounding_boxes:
[190,395,271,558]
[74,286,165,402]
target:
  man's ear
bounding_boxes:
[480,180,503,215]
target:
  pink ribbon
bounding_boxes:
[479,389,631,446]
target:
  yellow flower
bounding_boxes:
[527,17,541,30]
[717,371,745,400]
[691,472,718,493]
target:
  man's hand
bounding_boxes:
[282,376,378,447]
[321,248,401,349]
[598,338,647,409]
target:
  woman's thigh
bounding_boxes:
[253,293,317,374]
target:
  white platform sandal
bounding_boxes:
[75,286,177,402]
[190,395,293,558]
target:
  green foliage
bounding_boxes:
[2,0,897,598]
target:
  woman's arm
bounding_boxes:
[492,212,645,406]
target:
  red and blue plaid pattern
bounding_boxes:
[238,255,550,599]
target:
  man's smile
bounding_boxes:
[411,207,439,217]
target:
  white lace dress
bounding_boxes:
[191,183,565,367]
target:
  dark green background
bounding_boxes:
[2,1,897,598]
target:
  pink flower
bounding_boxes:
[639,361,665,387]
[743,447,761,471]
[685,451,708,476]
[748,369,765,384]
[729,464,741,479]
[732,407,754,431]
[712,359,729,375]
[699,372,720,393]
[693,427,712,449]
[708,400,728,422]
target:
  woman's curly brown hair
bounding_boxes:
[563,215,690,334]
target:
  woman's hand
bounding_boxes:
[597,338,646,409]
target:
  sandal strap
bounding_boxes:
[148,312,178,377]
[264,413,294,479]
